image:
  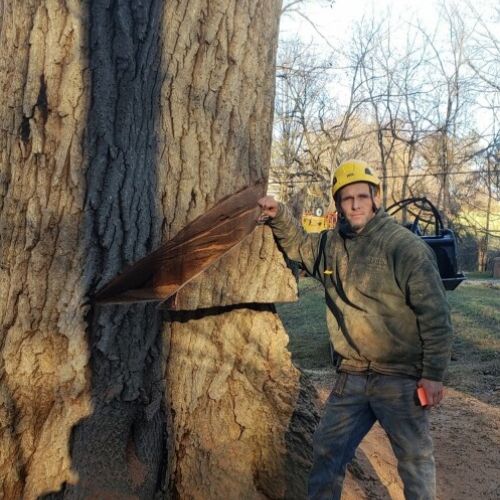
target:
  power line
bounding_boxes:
[268,169,495,184]
[385,170,489,179]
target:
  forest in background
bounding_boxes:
[271,0,500,272]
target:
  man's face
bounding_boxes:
[338,182,380,233]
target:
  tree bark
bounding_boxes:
[159,1,317,498]
[1,1,318,499]
[1,2,93,498]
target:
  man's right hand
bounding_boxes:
[257,196,279,222]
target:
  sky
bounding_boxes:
[280,0,441,45]
[278,0,449,117]
[279,0,498,46]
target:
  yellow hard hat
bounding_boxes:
[332,159,381,198]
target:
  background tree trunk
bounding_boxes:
[1,1,318,499]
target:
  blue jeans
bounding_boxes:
[308,371,435,500]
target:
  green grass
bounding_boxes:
[276,278,331,369]
[464,271,494,279]
[277,278,500,403]
[448,286,500,337]
[446,284,500,400]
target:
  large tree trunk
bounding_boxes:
[1,1,318,499]
[160,1,317,497]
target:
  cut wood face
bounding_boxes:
[167,224,298,310]
[94,183,266,304]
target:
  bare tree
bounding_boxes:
[272,39,333,208]
[271,30,380,210]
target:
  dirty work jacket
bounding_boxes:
[269,205,453,382]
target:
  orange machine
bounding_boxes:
[302,206,337,233]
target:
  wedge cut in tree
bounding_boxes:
[94,183,265,304]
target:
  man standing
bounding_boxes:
[258,159,453,500]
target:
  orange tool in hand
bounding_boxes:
[417,387,429,407]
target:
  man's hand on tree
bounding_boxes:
[418,378,444,407]
[257,196,279,223]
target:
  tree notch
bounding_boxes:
[94,182,266,304]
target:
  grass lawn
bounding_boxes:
[464,271,494,279]
[277,277,500,403]
[446,283,500,401]
[276,278,330,370]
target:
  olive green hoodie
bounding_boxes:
[270,204,453,381]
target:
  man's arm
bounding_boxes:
[257,196,325,277]
[396,238,453,407]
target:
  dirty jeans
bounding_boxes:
[308,371,435,500]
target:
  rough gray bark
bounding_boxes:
[1,1,167,498]
[165,308,318,499]
[0,1,318,499]
[65,2,168,498]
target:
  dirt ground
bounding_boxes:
[308,369,500,500]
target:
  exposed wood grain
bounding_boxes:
[94,183,265,304]
[168,224,298,310]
